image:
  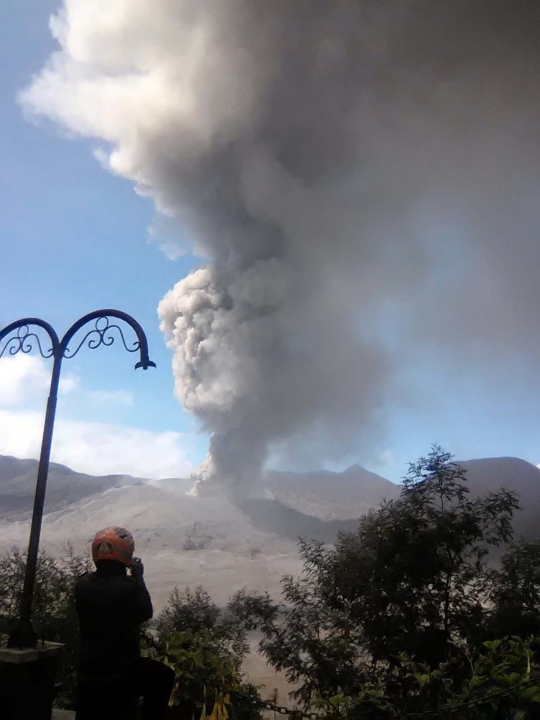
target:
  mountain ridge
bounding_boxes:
[1,453,539,608]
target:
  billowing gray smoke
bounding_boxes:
[22,1,540,495]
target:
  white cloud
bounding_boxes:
[60,375,80,394]
[0,355,78,406]
[0,355,49,405]
[0,355,195,479]
[0,409,195,479]
[0,355,134,407]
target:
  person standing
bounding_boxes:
[75,526,174,719]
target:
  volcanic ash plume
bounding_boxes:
[22,1,540,494]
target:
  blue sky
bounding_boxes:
[1,0,539,483]
[0,0,207,477]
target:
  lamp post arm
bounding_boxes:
[59,309,156,369]
[0,318,59,360]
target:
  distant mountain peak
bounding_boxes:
[343,463,364,472]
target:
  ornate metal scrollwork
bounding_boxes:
[0,318,59,363]
[0,309,155,371]
[63,315,141,359]
[0,324,55,360]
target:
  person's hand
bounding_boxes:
[130,556,144,580]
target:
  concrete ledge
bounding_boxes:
[0,642,65,719]
[0,642,64,664]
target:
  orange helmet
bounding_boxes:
[92,527,134,566]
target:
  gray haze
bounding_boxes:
[21,1,540,494]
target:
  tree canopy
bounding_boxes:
[229,447,540,717]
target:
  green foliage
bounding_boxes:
[0,544,92,708]
[148,586,260,720]
[490,540,540,642]
[231,446,540,717]
[154,585,250,666]
[150,630,261,720]
[313,636,540,718]
[329,446,519,667]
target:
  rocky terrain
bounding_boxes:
[0,455,398,607]
[2,453,539,699]
[1,454,539,606]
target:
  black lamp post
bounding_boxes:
[0,310,156,648]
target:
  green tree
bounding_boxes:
[148,586,260,720]
[490,539,540,642]
[309,636,540,719]
[326,447,518,667]
[231,447,524,713]
[154,585,249,666]
[0,544,92,708]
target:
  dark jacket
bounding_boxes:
[75,560,153,682]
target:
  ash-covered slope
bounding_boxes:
[459,457,540,541]
[235,465,395,541]
[265,464,400,520]
[0,455,143,521]
[0,473,302,607]
[2,454,539,581]
[154,465,398,541]
[155,474,364,544]
[233,496,359,543]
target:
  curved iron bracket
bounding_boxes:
[0,309,156,371]
[60,309,156,370]
[0,318,59,360]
